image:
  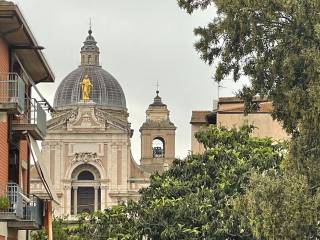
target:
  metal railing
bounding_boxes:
[15,98,47,136]
[25,195,43,226]
[0,183,44,226]
[0,183,24,219]
[29,98,46,136]
[0,73,25,112]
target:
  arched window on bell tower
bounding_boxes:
[152,137,165,158]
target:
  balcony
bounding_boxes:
[0,183,23,221]
[12,98,47,140]
[0,183,44,230]
[0,73,25,114]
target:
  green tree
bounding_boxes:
[52,217,73,240]
[31,229,47,240]
[233,171,320,239]
[177,0,320,184]
[70,204,140,240]
[136,125,285,239]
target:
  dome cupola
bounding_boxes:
[53,29,126,110]
[81,28,100,66]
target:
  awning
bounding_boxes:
[27,134,60,205]
[0,1,55,83]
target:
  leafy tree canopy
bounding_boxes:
[35,125,320,239]
[234,171,320,239]
[44,126,286,239]
[137,125,285,239]
[177,0,320,184]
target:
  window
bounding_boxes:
[152,137,165,158]
[78,171,94,180]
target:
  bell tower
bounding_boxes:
[140,90,176,173]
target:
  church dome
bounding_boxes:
[53,29,126,110]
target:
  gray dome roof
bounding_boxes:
[53,66,126,109]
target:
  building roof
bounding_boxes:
[0,1,54,83]
[218,97,273,113]
[81,29,99,55]
[219,96,268,103]
[149,90,167,107]
[53,30,126,110]
[190,111,211,124]
[54,66,126,109]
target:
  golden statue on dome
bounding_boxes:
[81,75,93,101]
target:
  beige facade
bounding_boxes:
[30,30,176,217]
[140,91,176,173]
[190,97,289,154]
[217,97,289,140]
[31,102,149,216]
[190,111,211,155]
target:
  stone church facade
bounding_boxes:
[30,29,176,216]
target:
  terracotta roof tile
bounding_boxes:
[218,101,273,113]
[190,111,211,123]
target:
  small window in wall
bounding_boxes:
[88,55,91,64]
[152,137,165,158]
[78,171,94,180]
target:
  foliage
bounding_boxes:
[72,204,140,240]
[176,0,320,184]
[136,125,285,239]
[30,229,47,240]
[32,126,284,239]
[35,126,320,238]
[0,196,9,211]
[175,1,320,238]
[52,217,75,240]
[234,171,320,239]
[177,0,320,131]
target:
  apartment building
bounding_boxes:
[190,97,289,154]
[0,1,57,240]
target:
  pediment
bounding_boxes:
[47,105,130,133]
[67,107,105,130]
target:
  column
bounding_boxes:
[73,187,78,215]
[100,185,106,210]
[94,186,99,211]
[64,185,71,215]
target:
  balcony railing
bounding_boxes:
[0,183,44,229]
[28,98,46,136]
[24,194,43,227]
[0,73,25,113]
[12,98,47,140]
[0,183,23,220]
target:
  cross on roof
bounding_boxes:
[156,81,160,96]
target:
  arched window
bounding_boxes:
[71,164,101,180]
[152,137,165,158]
[87,55,91,64]
[78,170,94,180]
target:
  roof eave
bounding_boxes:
[0,1,55,83]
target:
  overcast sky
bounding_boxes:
[15,0,246,160]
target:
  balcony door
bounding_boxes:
[8,149,19,184]
[77,187,94,213]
